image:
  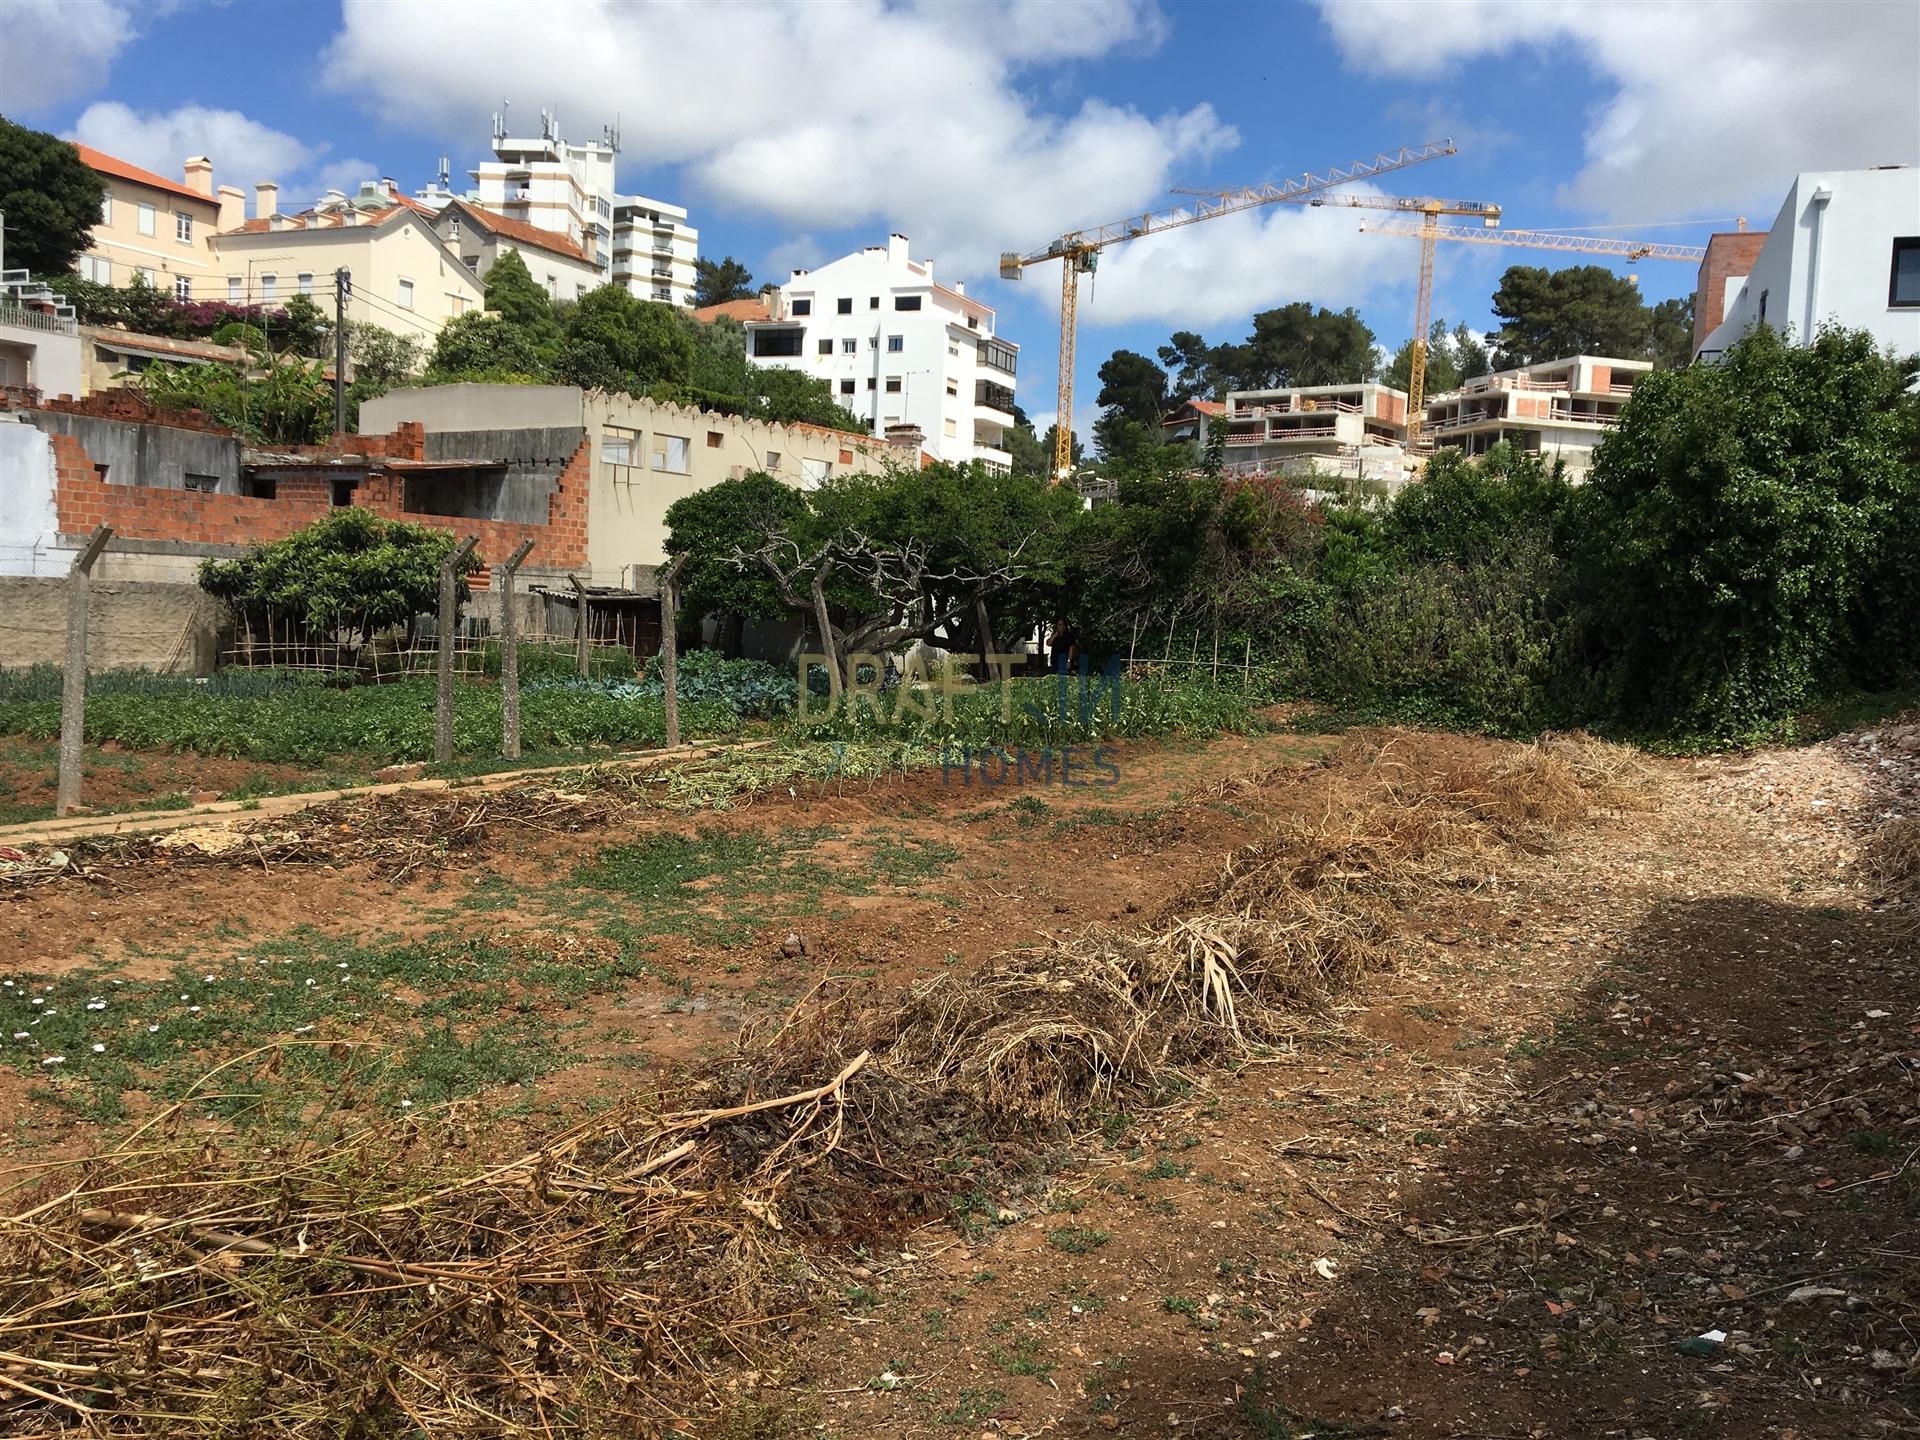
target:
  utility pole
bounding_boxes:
[333,268,350,437]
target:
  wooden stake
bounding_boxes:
[435,536,478,765]
[56,526,113,817]
[498,538,535,760]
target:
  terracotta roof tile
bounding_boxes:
[72,143,209,205]
[692,297,771,324]
[445,201,588,263]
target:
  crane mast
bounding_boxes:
[1001,140,1458,481]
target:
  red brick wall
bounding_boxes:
[50,423,588,573]
[1692,232,1769,351]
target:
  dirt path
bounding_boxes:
[731,739,1916,1439]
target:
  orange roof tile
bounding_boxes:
[693,297,771,324]
[72,143,209,205]
[446,201,588,263]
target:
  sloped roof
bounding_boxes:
[72,143,208,205]
[444,200,588,263]
[693,297,771,324]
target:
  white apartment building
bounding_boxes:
[464,111,699,306]
[1696,166,1920,362]
[742,235,1017,470]
[1212,383,1414,491]
[1425,355,1650,479]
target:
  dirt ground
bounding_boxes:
[0,721,1914,1437]
[0,734,340,825]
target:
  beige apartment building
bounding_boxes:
[1424,355,1651,479]
[72,145,244,300]
[359,383,896,584]
[211,185,483,343]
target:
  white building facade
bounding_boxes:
[461,111,700,307]
[1697,167,1920,361]
[742,235,1017,470]
[1425,355,1650,480]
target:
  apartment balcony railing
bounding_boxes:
[1233,398,1362,417]
[0,300,78,336]
[1546,407,1622,426]
[975,379,1015,414]
[651,267,672,278]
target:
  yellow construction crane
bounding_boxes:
[1301,196,1501,446]
[1000,140,1457,480]
[1357,220,1708,444]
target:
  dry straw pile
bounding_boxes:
[0,730,1651,1435]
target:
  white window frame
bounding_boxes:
[174,276,191,302]
[79,255,111,284]
[260,274,278,302]
[799,457,830,487]
[841,338,857,354]
[887,335,904,352]
[228,277,243,303]
[298,273,313,296]
[397,278,415,310]
[137,203,156,236]
[175,211,193,243]
[651,433,690,474]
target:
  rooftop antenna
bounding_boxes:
[492,102,508,142]
[437,154,450,188]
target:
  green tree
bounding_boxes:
[137,353,331,445]
[1158,330,1222,403]
[1452,323,1491,381]
[1490,264,1652,368]
[1381,318,1463,396]
[691,256,756,307]
[555,285,694,393]
[1215,303,1376,390]
[425,311,549,381]
[1040,423,1083,475]
[1574,325,1920,739]
[482,250,561,348]
[1645,296,1695,369]
[0,118,106,276]
[745,366,865,430]
[278,294,330,358]
[663,470,811,630]
[199,508,480,654]
[345,324,422,424]
[678,311,751,394]
[1005,418,1049,480]
[1093,349,1169,459]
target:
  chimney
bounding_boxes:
[883,422,925,451]
[382,176,398,197]
[256,181,280,218]
[952,280,965,296]
[183,156,214,198]
[216,184,245,233]
[887,233,909,263]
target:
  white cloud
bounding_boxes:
[1314,0,1920,219]
[70,102,318,191]
[1,0,136,112]
[321,0,1234,276]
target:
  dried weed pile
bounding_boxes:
[0,730,1655,1434]
[0,1051,871,1435]
[1863,815,1920,905]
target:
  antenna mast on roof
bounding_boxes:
[492,103,507,142]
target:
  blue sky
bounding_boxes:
[6,0,1916,436]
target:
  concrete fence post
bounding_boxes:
[434,535,479,766]
[56,525,114,817]
[497,538,535,761]
[567,573,591,677]
[658,555,688,749]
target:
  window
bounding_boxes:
[887,335,904,353]
[651,434,691,473]
[175,211,193,243]
[100,195,112,225]
[1891,237,1920,308]
[135,267,156,284]
[839,379,855,395]
[182,473,219,493]
[865,378,875,391]
[397,278,414,309]
[706,430,724,448]
[241,476,277,500]
[800,456,830,487]
[766,451,782,470]
[298,273,313,296]
[966,315,978,329]
[137,203,156,236]
[836,297,852,314]
[174,276,191,302]
[447,217,461,239]
[79,255,111,284]
[752,328,803,357]
[93,463,111,483]
[943,418,958,438]
[332,480,355,507]
[869,296,879,309]
[1758,288,1768,323]
[817,338,833,356]
[602,428,636,466]
[841,338,857,354]
[945,380,958,398]
[894,295,921,311]
[885,376,902,393]
[791,298,812,316]
[260,274,277,301]
[228,277,242,302]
